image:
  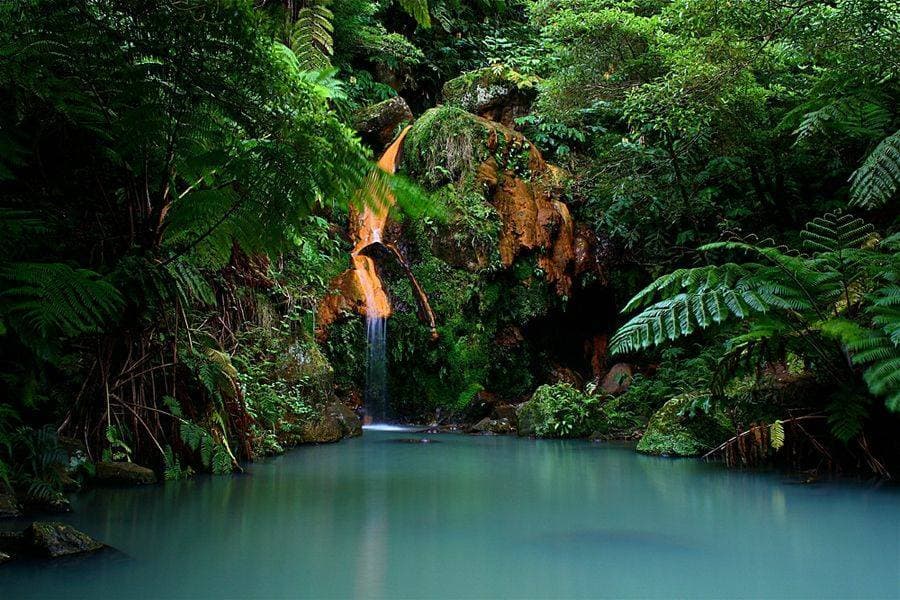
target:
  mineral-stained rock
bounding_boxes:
[316,268,369,338]
[600,363,634,396]
[354,96,414,150]
[25,522,104,558]
[93,461,157,485]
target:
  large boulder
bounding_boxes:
[442,67,537,127]
[637,394,731,457]
[403,107,575,295]
[24,522,104,558]
[294,402,361,444]
[326,402,363,438]
[93,461,157,485]
[353,96,414,151]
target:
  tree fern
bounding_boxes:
[614,213,900,419]
[850,129,900,209]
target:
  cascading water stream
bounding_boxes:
[364,315,387,422]
[351,126,412,424]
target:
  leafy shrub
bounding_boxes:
[518,383,602,438]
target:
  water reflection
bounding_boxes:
[2,432,898,599]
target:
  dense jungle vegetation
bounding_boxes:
[0,0,897,510]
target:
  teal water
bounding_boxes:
[2,431,898,599]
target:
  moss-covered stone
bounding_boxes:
[403,107,497,189]
[442,67,537,126]
[25,522,104,558]
[636,394,732,457]
[93,461,157,485]
[353,96,413,150]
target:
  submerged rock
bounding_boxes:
[0,551,10,564]
[25,522,104,558]
[637,395,731,457]
[93,461,157,485]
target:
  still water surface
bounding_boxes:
[2,431,898,598]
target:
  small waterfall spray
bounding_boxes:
[364,315,388,422]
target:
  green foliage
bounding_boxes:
[614,213,900,442]
[292,2,336,70]
[179,421,233,475]
[518,383,601,438]
[531,0,899,271]
[404,107,494,188]
[850,129,900,209]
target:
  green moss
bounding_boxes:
[424,184,502,271]
[636,394,732,456]
[403,107,494,188]
[441,66,538,113]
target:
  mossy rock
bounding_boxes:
[276,340,334,402]
[25,522,104,558]
[442,67,536,126]
[403,106,496,188]
[353,96,414,150]
[516,383,601,438]
[636,394,732,457]
[93,461,157,485]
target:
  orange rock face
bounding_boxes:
[472,119,577,295]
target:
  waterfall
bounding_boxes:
[352,127,412,425]
[364,316,388,423]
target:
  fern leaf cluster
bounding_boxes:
[613,213,900,425]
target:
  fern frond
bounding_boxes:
[850,129,900,209]
[0,263,124,344]
[769,420,785,450]
[291,3,335,71]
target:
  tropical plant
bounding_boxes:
[612,213,900,441]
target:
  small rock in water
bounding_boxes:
[0,551,10,564]
[25,522,104,558]
[391,438,439,444]
[93,461,157,485]
[0,490,23,518]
